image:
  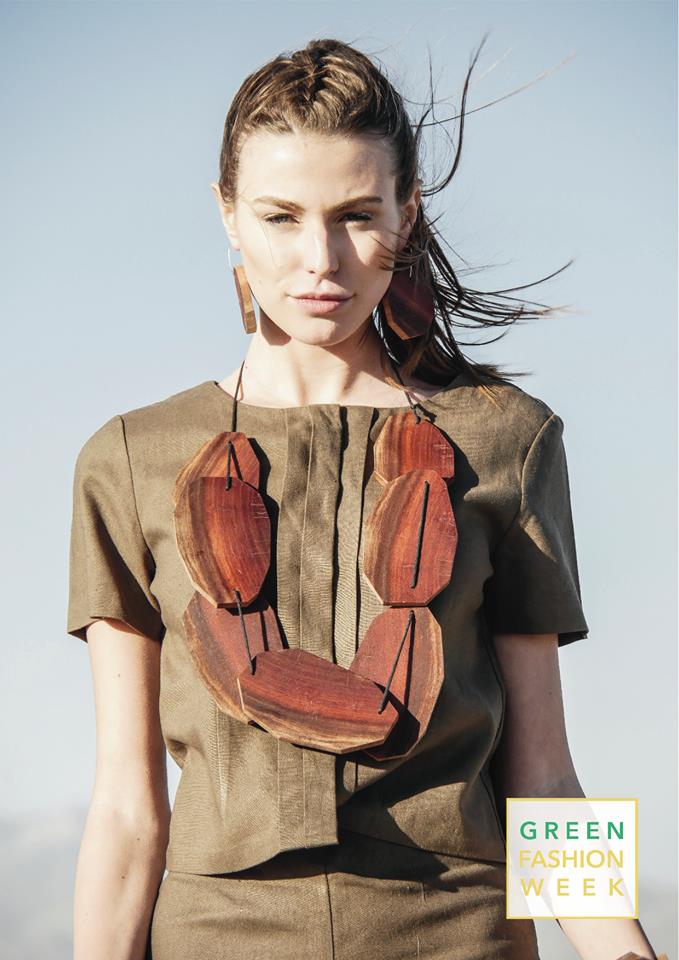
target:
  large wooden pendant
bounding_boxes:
[173,432,260,506]
[374,412,455,484]
[237,648,400,754]
[173,407,458,760]
[182,591,285,724]
[363,468,458,605]
[349,607,444,761]
[174,475,270,607]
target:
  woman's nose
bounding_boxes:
[302,226,340,275]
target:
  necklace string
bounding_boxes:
[224,354,432,490]
[229,355,425,431]
[385,354,425,424]
[224,360,247,490]
[205,358,448,738]
[225,355,424,699]
[225,356,427,490]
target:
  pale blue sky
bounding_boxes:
[1,0,676,930]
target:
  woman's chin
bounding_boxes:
[261,308,371,347]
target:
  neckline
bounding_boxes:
[205,373,466,413]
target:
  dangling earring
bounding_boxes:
[380,252,435,341]
[228,247,257,335]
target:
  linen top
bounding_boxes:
[65,372,589,875]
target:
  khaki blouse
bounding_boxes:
[66,373,589,874]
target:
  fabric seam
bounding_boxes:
[116,414,164,623]
[215,702,227,811]
[321,860,337,960]
[299,409,315,845]
[489,411,556,561]
[117,414,157,569]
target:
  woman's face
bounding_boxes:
[211,129,420,348]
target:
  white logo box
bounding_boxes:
[505,798,637,919]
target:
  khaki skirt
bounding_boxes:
[149,827,540,960]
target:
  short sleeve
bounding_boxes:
[66,414,165,644]
[483,412,589,647]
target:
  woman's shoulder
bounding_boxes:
[434,372,560,440]
[73,381,217,462]
[426,375,571,485]
[120,379,217,427]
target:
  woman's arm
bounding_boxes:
[491,633,658,960]
[73,617,171,960]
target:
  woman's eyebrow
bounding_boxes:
[252,194,384,212]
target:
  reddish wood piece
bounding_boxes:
[174,475,270,607]
[183,591,285,723]
[363,469,457,605]
[374,412,455,484]
[234,264,257,334]
[237,648,400,754]
[381,269,435,340]
[173,432,260,506]
[349,607,444,761]
[172,411,459,760]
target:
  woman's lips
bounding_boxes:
[292,295,352,315]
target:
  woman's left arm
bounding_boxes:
[490,632,659,960]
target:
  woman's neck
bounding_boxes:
[219,312,439,408]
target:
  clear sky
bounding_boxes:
[1,0,676,949]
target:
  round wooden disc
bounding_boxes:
[173,431,260,506]
[363,468,458,605]
[349,607,444,761]
[183,591,285,723]
[237,648,400,754]
[174,475,270,606]
[374,412,455,484]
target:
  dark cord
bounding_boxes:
[224,360,247,490]
[385,354,425,423]
[231,359,245,432]
[411,480,430,588]
[378,609,415,714]
[234,588,255,674]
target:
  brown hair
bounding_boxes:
[215,35,573,407]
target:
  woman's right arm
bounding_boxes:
[73,617,171,960]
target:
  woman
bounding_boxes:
[66,37,659,960]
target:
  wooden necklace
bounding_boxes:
[173,361,458,762]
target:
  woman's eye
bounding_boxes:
[263,212,373,225]
[263,214,294,225]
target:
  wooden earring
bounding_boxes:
[231,260,257,335]
[381,264,435,340]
